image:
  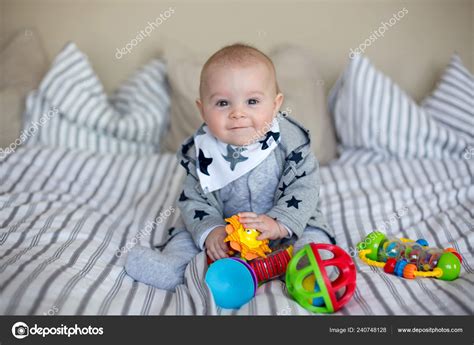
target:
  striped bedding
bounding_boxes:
[1,145,472,315]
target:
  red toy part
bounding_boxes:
[249,246,293,283]
[309,243,357,312]
[384,258,397,274]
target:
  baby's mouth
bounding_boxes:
[230,126,250,130]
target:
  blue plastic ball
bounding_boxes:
[205,258,256,309]
[416,239,429,246]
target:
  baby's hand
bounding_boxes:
[205,226,229,261]
[238,212,288,241]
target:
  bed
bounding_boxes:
[1,144,472,315]
[1,43,473,316]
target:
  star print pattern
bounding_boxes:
[286,196,302,209]
[181,141,193,155]
[259,131,280,150]
[279,182,289,192]
[278,182,289,199]
[296,171,306,179]
[179,191,188,201]
[194,210,209,220]
[198,149,213,176]
[222,145,249,171]
[288,151,303,164]
[180,160,190,175]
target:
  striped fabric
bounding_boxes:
[1,146,472,315]
[23,42,170,154]
[329,55,473,159]
[421,54,474,139]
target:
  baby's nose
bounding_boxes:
[230,109,246,119]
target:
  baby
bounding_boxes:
[125,43,336,291]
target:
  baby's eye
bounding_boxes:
[247,98,259,105]
[216,100,228,107]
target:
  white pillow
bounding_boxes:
[23,42,170,154]
[328,55,469,159]
[421,54,473,141]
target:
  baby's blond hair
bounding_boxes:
[199,43,280,97]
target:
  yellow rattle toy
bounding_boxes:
[224,215,272,260]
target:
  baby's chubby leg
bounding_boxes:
[124,229,199,291]
[293,226,333,253]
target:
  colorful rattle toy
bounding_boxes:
[205,214,296,309]
[205,246,294,309]
[286,243,356,313]
[224,215,272,260]
[357,231,462,281]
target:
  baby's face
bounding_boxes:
[197,62,283,146]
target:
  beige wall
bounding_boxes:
[1,0,473,101]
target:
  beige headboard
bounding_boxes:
[1,0,472,101]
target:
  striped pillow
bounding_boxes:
[23,42,170,154]
[328,55,471,159]
[421,54,473,140]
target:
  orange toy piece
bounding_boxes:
[224,215,272,261]
[403,263,417,279]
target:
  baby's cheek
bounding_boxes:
[256,116,272,131]
[206,119,226,137]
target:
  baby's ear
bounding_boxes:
[196,98,205,121]
[273,92,284,113]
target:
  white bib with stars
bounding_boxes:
[194,118,281,193]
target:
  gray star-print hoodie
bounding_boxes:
[176,113,336,247]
